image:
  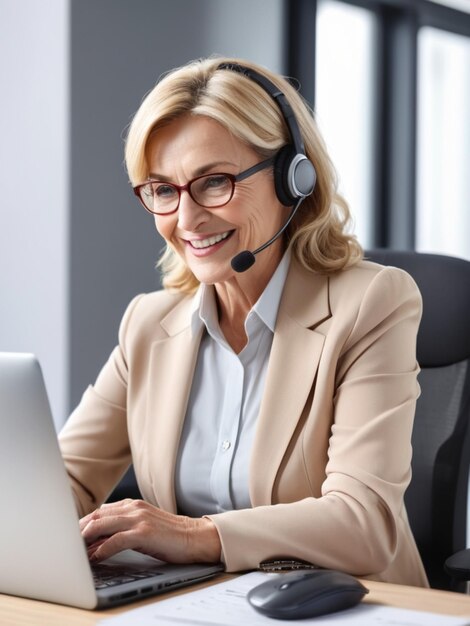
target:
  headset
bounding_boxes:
[217,62,317,272]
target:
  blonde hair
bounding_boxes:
[125,57,363,294]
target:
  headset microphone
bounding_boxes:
[231,199,302,273]
[217,63,316,273]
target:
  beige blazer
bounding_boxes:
[59,258,428,587]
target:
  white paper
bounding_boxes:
[98,572,470,626]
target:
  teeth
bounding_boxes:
[190,231,231,249]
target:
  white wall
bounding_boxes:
[0,0,69,427]
[0,0,284,427]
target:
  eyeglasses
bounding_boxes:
[133,156,274,216]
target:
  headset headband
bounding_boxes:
[217,62,306,155]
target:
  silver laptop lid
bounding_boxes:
[0,352,97,608]
[0,353,224,610]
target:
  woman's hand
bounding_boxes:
[79,499,221,564]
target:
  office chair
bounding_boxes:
[366,249,470,591]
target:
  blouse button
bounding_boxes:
[222,440,231,451]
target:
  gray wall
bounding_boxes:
[0,0,69,426]
[0,0,285,426]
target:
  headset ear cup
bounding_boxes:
[274,145,297,206]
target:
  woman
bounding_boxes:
[59,57,428,586]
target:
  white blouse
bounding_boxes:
[174,251,291,517]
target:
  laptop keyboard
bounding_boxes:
[91,563,162,589]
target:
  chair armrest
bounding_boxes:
[445,549,470,581]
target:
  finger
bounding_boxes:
[88,537,108,550]
[80,507,109,532]
[98,499,134,513]
[88,530,134,562]
[86,536,109,558]
[79,499,137,533]
[80,498,133,517]
[81,512,132,545]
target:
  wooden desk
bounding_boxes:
[1,576,470,626]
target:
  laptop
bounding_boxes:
[0,352,223,609]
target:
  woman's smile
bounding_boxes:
[185,229,234,254]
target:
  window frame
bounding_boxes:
[284,0,470,249]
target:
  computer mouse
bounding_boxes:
[247,569,369,620]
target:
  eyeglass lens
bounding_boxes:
[135,157,274,215]
[140,173,234,214]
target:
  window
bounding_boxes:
[315,0,377,247]
[416,27,470,260]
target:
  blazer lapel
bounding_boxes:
[145,295,203,513]
[249,260,331,506]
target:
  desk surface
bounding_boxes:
[1,576,470,626]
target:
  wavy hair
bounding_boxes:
[125,57,363,294]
